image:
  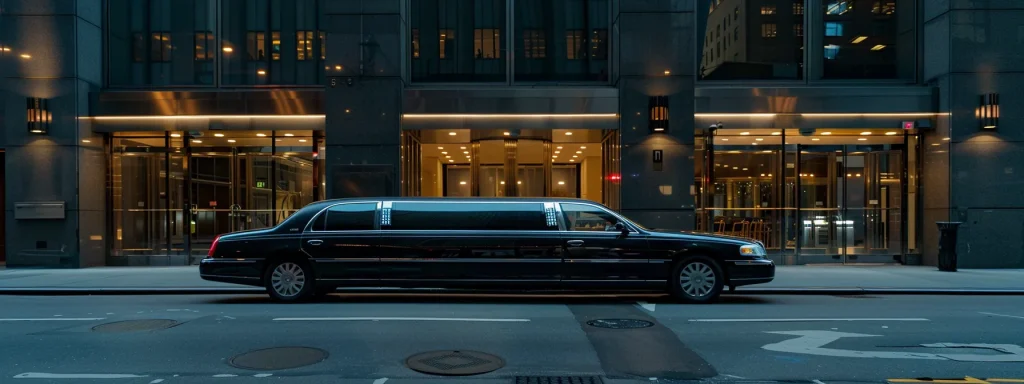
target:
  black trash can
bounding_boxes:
[936,222,963,272]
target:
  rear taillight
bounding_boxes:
[207,236,220,258]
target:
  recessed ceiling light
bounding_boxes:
[755,138,764,141]
[170,133,181,137]
[569,159,575,162]
[503,132,510,136]
[460,181,467,185]
[771,132,781,136]
[943,137,951,141]
[192,139,202,143]
[851,36,868,44]
[257,69,266,75]
[284,133,294,137]
[81,139,91,143]
[460,146,467,149]
[438,146,444,150]
[298,139,307,142]
[463,151,469,154]
[442,151,448,154]
[740,132,750,135]
[861,132,872,135]
[565,132,573,136]
[572,155,578,158]
[256,133,266,137]
[445,156,451,159]
[811,138,820,141]
[858,138,867,141]
[449,132,457,136]
[558,181,566,185]
[557,146,563,149]
[228,139,236,143]
[576,150,582,153]
[871,44,886,51]
[821,132,832,135]
[214,133,224,137]
[449,160,454,163]
[580,146,586,149]
[886,132,898,135]
[722,138,729,141]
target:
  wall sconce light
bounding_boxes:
[649,96,669,133]
[27,97,51,134]
[977,93,999,130]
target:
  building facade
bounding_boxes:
[1,0,1021,268]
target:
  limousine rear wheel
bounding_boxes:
[670,256,724,303]
[265,259,315,302]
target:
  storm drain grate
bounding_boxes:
[514,376,604,384]
[406,350,505,376]
[91,319,179,333]
[585,319,654,329]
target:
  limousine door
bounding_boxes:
[377,201,562,285]
[558,202,656,282]
[300,202,381,282]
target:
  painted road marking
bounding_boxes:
[690,318,929,323]
[373,378,389,384]
[149,380,164,384]
[273,317,530,322]
[0,318,105,322]
[637,301,656,312]
[14,372,146,379]
[763,330,1024,362]
[890,378,1024,384]
[980,312,1024,320]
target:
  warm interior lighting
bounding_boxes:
[555,151,561,154]
[192,139,203,143]
[403,114,618,119]
[771,132,781,136]
[448,160,454,163]
[565,132,573,136]
[885,131,898,135]
[580,146,586,149]
[821,131,832,135]
[858,138,867,141]
[503,132,510,136]
[663,70,671,75]
[558,181,566,185]
[851,36,868,44]
[755,138,764,141]
[576,150,583,153]
[861,132,872,135]
[284,133,294,137]
[256,133,267,137]
[82,139,91,143]
[740,132,751,135]
[227,139,236,143]
[441,151,448,155]
[449,132,457,136]
[811,138,820,141]
[721,139,729,141]
[170,133,181,137]
[222,47,234,52]
[695,113,776,118]
[214,133,225,137]
[459,181,467,185]
[801,113,943,117]
[460,146,466,150]
[463,151,469,154]
[334,65,342,70]
[569,159,575,162]
[943,137,951,141]
[871,44,886,51]
[89,115,324,120]
[437,146,444,150]
[257,70,267,75]
[19,54,31,59]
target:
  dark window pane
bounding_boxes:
[390,202,550,231]
[221,0,325,86]
[513,0,610,82]
[107,0,215,86]
[701,0,804,80]
[821,0,913,79]
[324,203,377,231]
[410,0,506,82]
[560,203,620,232]
[309,210,328,231]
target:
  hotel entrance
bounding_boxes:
[697,128,920,265]
[402,129,620,207]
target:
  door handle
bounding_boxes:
[566,240,585,247]
[307,240,323,246]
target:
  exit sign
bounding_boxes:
[902,121,916,130]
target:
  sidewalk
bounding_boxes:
[1,265,1024,295]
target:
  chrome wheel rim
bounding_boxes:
[271,262,306,297]
[680,262,716,298]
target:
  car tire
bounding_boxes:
[265,259,315,302]
[669,256,725,304]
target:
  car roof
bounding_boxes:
[313,197,598,204]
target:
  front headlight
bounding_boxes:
[739,244,766,257]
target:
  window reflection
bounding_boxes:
[514,0,610,82]
[410,0,506,82]
[221,0,326,85]
[109,0,215,86]
[821,0,913,79]
[700,0,804,80]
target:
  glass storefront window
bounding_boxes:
[695,127,919,265]
[221,0,326,85]
[110,130,323,264]
[513,0,610,82]
[699,0,805,80]
[410,0,507,82]
[820,0,913,79]
[107,0,217,86]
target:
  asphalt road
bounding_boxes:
[2,293,1023,384]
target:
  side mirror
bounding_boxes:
[615,222,628,235]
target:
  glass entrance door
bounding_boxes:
[796,144,904,264]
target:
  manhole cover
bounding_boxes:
[405,350,505,376]
[586,319,654,329]
[91,319,179,333]
[229,347,328,371]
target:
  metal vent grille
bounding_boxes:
[543,203,558,227]
[514,377,603,384]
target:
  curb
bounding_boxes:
[3,287,1024,296]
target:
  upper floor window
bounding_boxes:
[297,31,314,61]
[873,0,896,15]
[821,0,912,79]
[410,0,506,82]
[761,6,776,15]
[221,0,326,86]
[439,29,455,59]
[700,1,804,80]
[246,32,266,61]
[474,29,501,59]
[108,0,216,86]
[151,32,172,62]
[793,1,805,15]
[523,29,546,58]
[195,32,214,61]
[825,22,843,37]
[761,24,778,38]
[412,29,421,59]
[826,0,854,15]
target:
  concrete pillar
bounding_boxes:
[922,1,1024,268]
[323,0,405,198]
[614,1,696,230]
[1,0,106,267]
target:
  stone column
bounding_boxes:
[614,1,696,230]
[922,1,1024,268]
[323,0,405,198]
[1,0,106,267]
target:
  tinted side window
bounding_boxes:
[390,202,550,231]
[560,203,621,232]
[324,203,378,231]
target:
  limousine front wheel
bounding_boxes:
[265,260,314,302]
[670,257,724,303]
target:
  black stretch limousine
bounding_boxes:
[200,198,774,303]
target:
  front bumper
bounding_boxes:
[199,258,264,287]
[725,258,775,287]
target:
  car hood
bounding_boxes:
[645,229,755,245]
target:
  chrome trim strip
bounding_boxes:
[724,259,774,264]
[304,200,382,233]
[200,259,258,264]
[564,259,648,263]
[728,277,774,281]
[378,258,561,263]
[314,258,378,263]
[200,274,260,280]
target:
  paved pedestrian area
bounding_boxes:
[1,265,1023,293]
